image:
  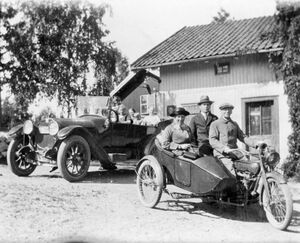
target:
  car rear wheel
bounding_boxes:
[57,135,91,182]
[137,158,164,208]
[7,137,37,176]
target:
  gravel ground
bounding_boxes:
[0,162,299,243]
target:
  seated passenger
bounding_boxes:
[142,106,160,126]
[118,104,132,123]
[157,107,191,154]
[209,103,256,175]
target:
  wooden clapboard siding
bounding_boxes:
[160,54,276,91]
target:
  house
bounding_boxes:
[130,16,291,158]
[110,69,162,117]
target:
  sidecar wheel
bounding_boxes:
[57,135,91,182]
[137,158,164,208]
[262,178,293,230]
[7,137,36,176]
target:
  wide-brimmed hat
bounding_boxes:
[219,102,234,110]
[170,107,190,117]
[198,95,214,105]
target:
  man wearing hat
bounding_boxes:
[209,103,255,175]
[189,95,218,155]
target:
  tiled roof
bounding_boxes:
[131,16,282,69]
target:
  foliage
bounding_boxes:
[0,96,30,129]
[267,2,300,177]
[1,0,129,117]
[211,8,233,23]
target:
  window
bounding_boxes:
[181,103,199,115]
[214,62,230,75]
[246,101,273,136]
[140,95,148,115]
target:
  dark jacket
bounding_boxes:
[189,112,218,147]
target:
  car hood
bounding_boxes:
[48,116,106,129]
[110,69,161,101]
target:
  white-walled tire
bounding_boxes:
[262,177,293,230]
[137,157,164,208]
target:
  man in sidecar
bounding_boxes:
[209,103,256,175]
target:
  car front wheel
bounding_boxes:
[57,135,91,182]
[7,137,37,176]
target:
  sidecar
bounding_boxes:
[136,140,238,208]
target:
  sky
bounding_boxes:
[99,0,279,64]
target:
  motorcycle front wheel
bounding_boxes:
[262,177,293,230]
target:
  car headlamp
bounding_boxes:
[266,151,280,168]
[49,120,59,136]
[23,120,34,135]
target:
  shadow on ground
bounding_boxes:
[156,199,267,223]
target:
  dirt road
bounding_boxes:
[0,163,299,243]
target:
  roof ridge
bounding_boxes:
[187,15,274,29]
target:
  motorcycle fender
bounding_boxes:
[257,171,287,204]
[135,155,160,174]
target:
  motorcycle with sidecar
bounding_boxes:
[136,140,293,230]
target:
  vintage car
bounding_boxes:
[7,69,169,182]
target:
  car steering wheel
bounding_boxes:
[108,109,119,123]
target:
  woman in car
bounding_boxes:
[157,107,192,152]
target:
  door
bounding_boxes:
[243,97,279,152]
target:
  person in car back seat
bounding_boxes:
[141,106,160,126]
[118,105,132,123]
[157,107,192,155]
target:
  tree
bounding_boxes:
[2,0,129,117]
[267,2,300,177]
[211,8,232,23]
[88,47,129,96]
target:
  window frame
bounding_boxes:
[214,62,230,75]
[140,94,149,115]
[241,96,279,136]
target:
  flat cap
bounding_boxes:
[219,103,234,110]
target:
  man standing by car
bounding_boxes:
[189,95,218,155]
[209,103,255,175]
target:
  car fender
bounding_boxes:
[8,124,23,138]
[57,125,115,169]
[257,171,287,203]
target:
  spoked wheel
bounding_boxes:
[7,137,37,176]
[262,177,293,230]
[137,158,164,208]
[57,135,91,182]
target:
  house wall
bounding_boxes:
[122,76,160,114]
[159,54,291,159]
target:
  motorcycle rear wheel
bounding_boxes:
[262,177,293,230]
[137,158,164,208]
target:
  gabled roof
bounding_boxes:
[131,16,282,70]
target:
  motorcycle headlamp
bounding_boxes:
[23,120,34,135]
[49,120,59,136]
[266,151,280,168]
